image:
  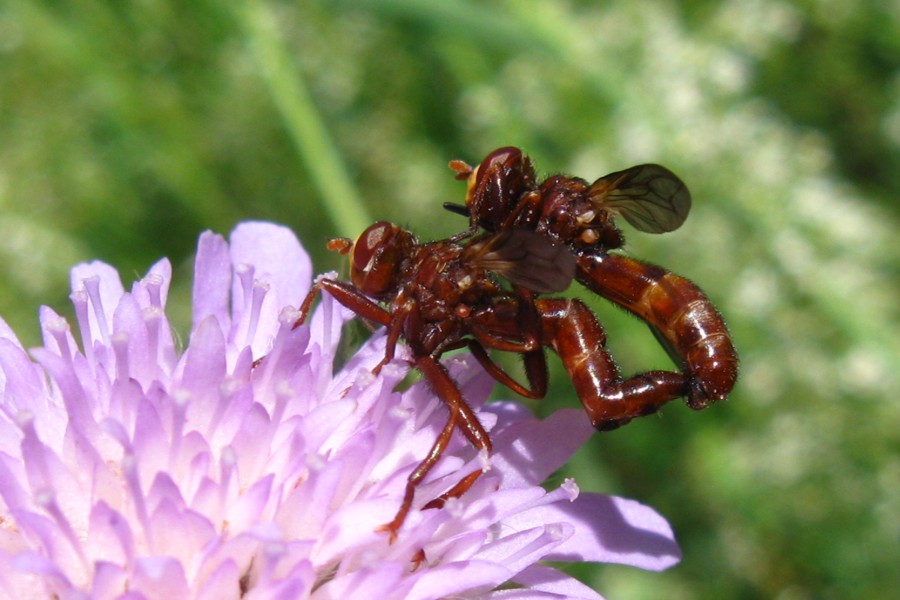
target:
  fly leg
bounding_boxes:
[464,339,547,400]
[377,354,492,541]
[294,278,392,328]
[465,286,548,399]
[293,278,411,374]
[536,297,688,430]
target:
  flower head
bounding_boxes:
[0,222,679,598]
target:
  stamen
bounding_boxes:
[246,280,270,348]
[46,315,73,364]
[142,306,163,376]
[82,276,111,346]
[235,263,255,316]
[70,289,94,364]
[142,273,164,310]
[36,489,90,572]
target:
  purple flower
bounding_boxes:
[0,222,679,598]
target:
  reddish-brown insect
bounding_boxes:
[444,146,738,421]
[294,148,737,539]
[292,221,648,539]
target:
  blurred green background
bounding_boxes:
[1,0,897,598]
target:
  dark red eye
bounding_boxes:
[469,147,536,229]
[350,222,413,298]
[474,147,523,190]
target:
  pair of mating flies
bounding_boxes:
[295,147,738,538]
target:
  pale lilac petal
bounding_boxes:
[539,493,681,570]
[229,222,311,355]
[486,406,594,488]
[225,473,273,532]
[246,577,308,600]
[194,559,242,600]
[111,293,155,385]
[37,305,78,362]
[315,499,399,565]
[503,564,605,599]
[402,560,513,600]
[91,561,129,600]
[229,404,273,482]
[179,315,228,411]
[29,347,98,442]
[148,498,217,564]
[69,261,124,349]
[0,316,23,347]
[135,257,172,309]
[11,550,73,592]
[476,522,574,573]
[0,453,30,512]
[192,230,232,336]
[229,222,312,308]
[85,501,135,567]
[0,337,46,418]
[310,561,404,600]
[132,556,190,598]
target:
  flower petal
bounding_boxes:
[69,261,125,350]
[503,564,605,599]
[402,560,513,600]
[539,492,681,570]
[487,406,594,488]
[229,222,311,355]
[192,230,233,337]
[311,561,404,600]
[132,555,190,599]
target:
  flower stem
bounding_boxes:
[240,0,372,238]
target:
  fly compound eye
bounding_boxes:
[350,221,411,298]
[467,147,536,230]
[473,147,522,191]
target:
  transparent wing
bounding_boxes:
[588,164,691,233]
[464,229,576,294]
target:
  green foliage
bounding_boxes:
[1,0,897,597]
